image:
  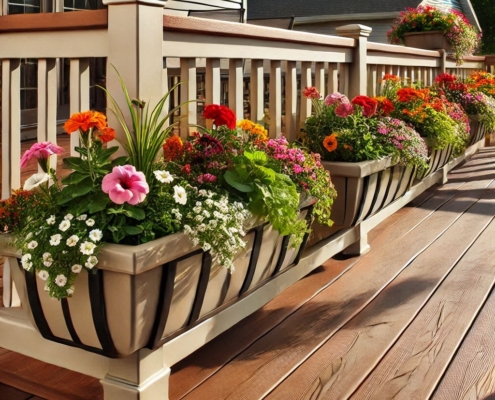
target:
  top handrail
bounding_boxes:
[0,10,108,33]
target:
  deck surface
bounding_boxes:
[1,142,495,399]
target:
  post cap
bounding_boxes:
[335,24,372,39]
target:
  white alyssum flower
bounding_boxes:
[42,252,52,261]
[66,235,79,247]
[27,240,38,249]
[71,264,82,274]
[89,229,103,242]
[86,219,95,227]
[23,173,49,191]
[76,214,87,221]
[66,287,75,296]
[38,270,49,281]
[55,274,67,287]
[193,206,202,214]
[85,256,98,269]
[59,220,71,232]
[21,254,32,270]
[154,170,174,184]
[49,234,62,246]
[173,185,187,205]
[80,241,96,255]
[171,209,182,221]
[64,214,74,220]
[46,215,56,225]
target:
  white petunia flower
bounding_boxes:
[154,170,174,184]
[66,287,75,296]
[80,241,96,255]
[71,264,82,273]
[85,256,98,269]
[173,185,187,205]
[55,274,67,287]
[23,173,49,191]
[64,214,74,220]
[49,234,62,246]
[66,235,79,247]
[46,215,56,225]
[59,220,71,232]
[27,240,38,249]
[86,219,95,227]
[89,229,103,242]
[38,270,49,281]
[42,252,52,261]
[76,214,87,221]
[21,254,32,270]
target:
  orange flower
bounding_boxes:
[163,135,184,161]
[64,111,107,134]
[323,134,338,152]
[96,127,116,143]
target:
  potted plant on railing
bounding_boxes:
[381,74,469,179]
[434,72,495,145]
[300,87,428,243]
[0,79,336,358]
[387,5,481,65]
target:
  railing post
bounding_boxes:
[103,0,165,143]
[335,24,372,99]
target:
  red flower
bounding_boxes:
[303,86,321,99]
[182,164,191,175]
[203,104,236,129]
[96,127,116,143]
[382,74,401,82]
[396,88,426,103]
[375,97,395,116]
[163,135,184,162]
[351,95,378,117]
[435,73,457,86]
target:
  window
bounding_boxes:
[7,0,40,14]
[64,0,102,12]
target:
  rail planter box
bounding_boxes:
[0,200,314,358]
[309,158,416,245]
[403,31,452,52]
[468,115,488,146]
[415,144,454,180]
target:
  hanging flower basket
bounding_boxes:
[403,31,452,52]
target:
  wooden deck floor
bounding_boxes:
[1,143,495,399]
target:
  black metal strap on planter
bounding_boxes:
[353,175,371,225]
[293,205,314,265]
[272,235,291,276]
[24,269,118,358]
[188,251,212,324]
[239,224,265,295]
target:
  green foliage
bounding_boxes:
[470,0,495,54]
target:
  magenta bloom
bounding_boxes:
[102,165,149,205]
[335,102,354,118]
[325,93,350,106]
[20,142,64,172]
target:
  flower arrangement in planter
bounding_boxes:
[300,87,428,242]
[0,76,337,357]
[434,72,495,144]
[387,5,481,65]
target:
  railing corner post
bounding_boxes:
[103,0,165,143]
[336,24,372,98]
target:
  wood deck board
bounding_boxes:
[352,215,495,400]
[180,177,493,400]
[266,183,495,400]
[432,292,495,400]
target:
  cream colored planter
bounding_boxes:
[468,116,488,146]
[309,158,416,245]
[0,201,314,358]
[403,31,452,52]
[416,144,454,180]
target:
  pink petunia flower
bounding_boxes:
[102,165,149,205]
[335,102,354,118]
[20,142,64,172]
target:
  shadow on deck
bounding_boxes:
[2,144,495,399]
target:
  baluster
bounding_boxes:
[250,59,264,126]
[1,59,21,199]
[339,63,350,96]
[179,58,197,138]
[38,59,58,168]
[285,61,298,143]
[69,58,90,156]
[162,58,170,129]
[300,61,312,127]
[376,65,385,96]
[327,63,339,94]
[269,60,281,139]
[205,58,221,129]
[228,58,243,122]
[314,62,325,96]
[368,64,377,97]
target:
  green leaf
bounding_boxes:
[111,156,129,167]
[244,150,268,165]
[56,178,93,205]
[122,205,146,220]
[224,170,254,193]
[123,226,143,235]
[88,193,111,213]
[111,229,126,243]
[63,157,88,173]
[61,171,88,185]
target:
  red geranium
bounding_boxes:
[434,73,457,86]
[203,104,236,129]
[375,97,395,116]
[303,86,321,99]
[351,95,378,117]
